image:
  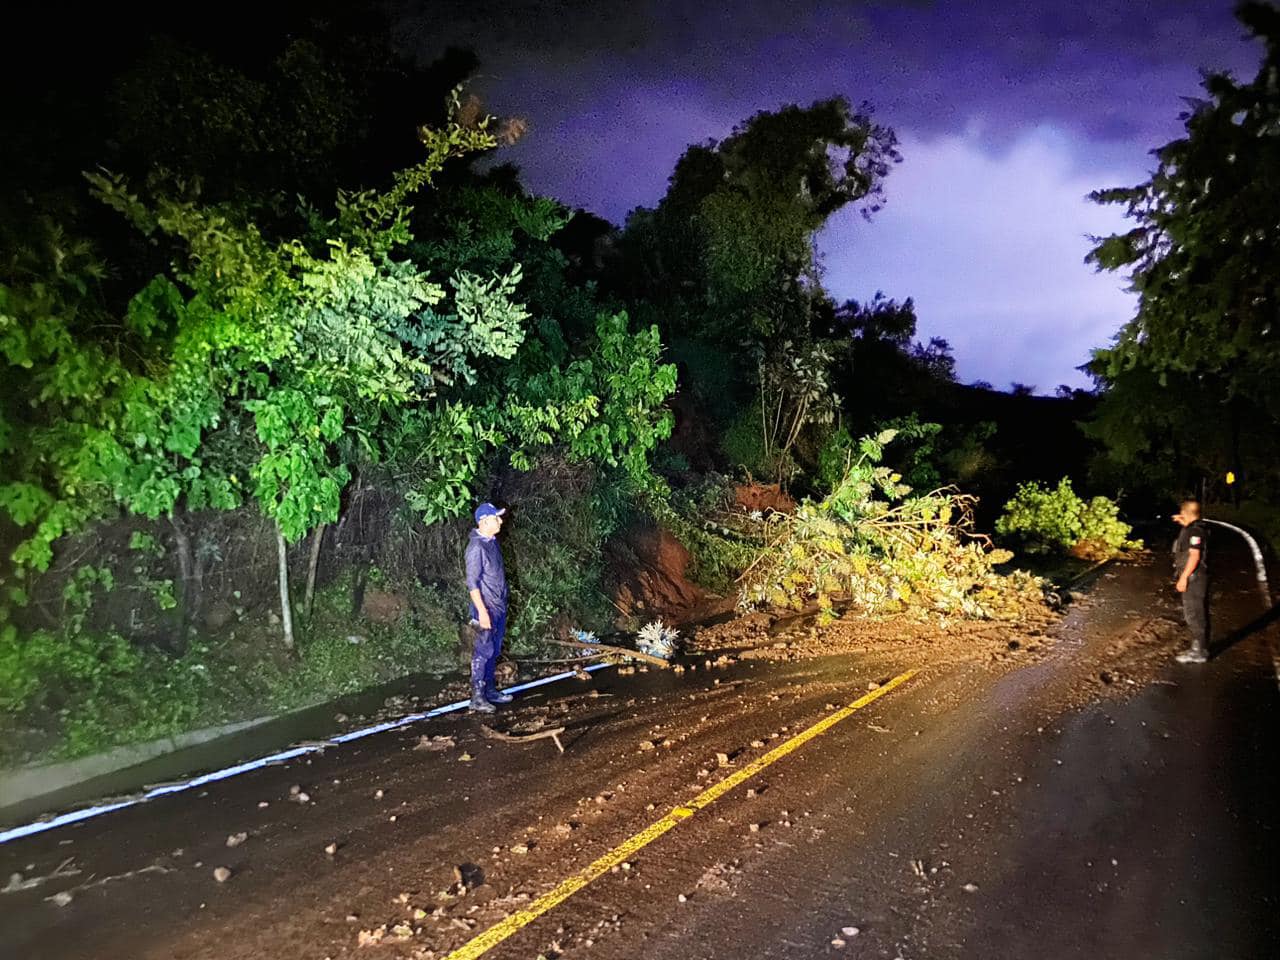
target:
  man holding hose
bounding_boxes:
[465,502,512,712]
[1172,499,1211,664]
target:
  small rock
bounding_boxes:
[677,893,688,903]
[226,832,248,848]
[962,882,979,893]
[335,713,349,722]
[357,925,386,947]
[716,752,731,767]
[49,890,74,907]
[213,866,232,883]
[639,740,656,752]
[750,739,764,748]
[325,842,338,856]
[749,823,761,833]
[289,785,301,796]
[746,788,757,799]
[257,801,269,809]
[374,789,384,799]
[459,752,474,762]
[832,938,847,948]
[511,843,530,855]
[841,926,860,937]
[294,792,310,804]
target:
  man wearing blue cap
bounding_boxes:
[464,502,511,712]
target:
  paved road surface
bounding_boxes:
[2,547,1276,960]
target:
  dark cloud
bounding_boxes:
[402,0,1264,389]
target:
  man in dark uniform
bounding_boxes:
[1171,499,1210,663]
[464,502,512,712]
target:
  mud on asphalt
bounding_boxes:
[0,551,1272,960]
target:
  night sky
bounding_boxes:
[404,0,1263,391]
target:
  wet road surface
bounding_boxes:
[2,548,1277,960]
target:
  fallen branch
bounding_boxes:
[543,637,670,668]
[519,653,613,666]
[480,724,567,754]
[2,858,80,893]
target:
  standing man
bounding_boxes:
[465,502,512,712]
[1172,499,1211,664]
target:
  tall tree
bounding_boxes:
[617,97,900,348]
[1086,3,1280,497]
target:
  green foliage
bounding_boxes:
[816,426,857,494]
[621,97,900,346]
[739,431,1047,621]
[995,478,1141,557]
[1086,5,1280,494]
[499,465,627,647]
[756,338,841,484]
[661,474,759,593]
[722,408,778,481]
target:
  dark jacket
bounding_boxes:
[465,529,508,619]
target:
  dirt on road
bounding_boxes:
[1,542,1276,960]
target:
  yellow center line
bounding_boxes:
[441,668,918,960]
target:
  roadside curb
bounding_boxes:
[0,663,610,847]
[0,713,279,811]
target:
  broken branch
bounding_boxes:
[480,724,567,754]
[543,637,670,668]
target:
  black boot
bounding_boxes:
[486,685,513,704]
[469,683,497,713]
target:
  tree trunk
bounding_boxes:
[169,515,197,654]
[275,522,295,651]
[304,523,325,622]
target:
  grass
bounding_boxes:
[2,575,462,767]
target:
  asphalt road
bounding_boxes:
[2,548,1277,960]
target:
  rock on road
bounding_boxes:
[1,545,1277,960]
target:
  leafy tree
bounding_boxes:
[996,477,1141,558]
[617,98,900,349]
[1086,3,1280,497]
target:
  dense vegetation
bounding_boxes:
[996,479,1140,560]
[1085,2,1280,535]
[10,3,1272,765]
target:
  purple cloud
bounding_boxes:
[405,0,1264,390]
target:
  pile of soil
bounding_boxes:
[732,482,796,514]
[606,524,706,618]
[687,604,1059,671]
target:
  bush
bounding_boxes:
[995,477,1141,557]
[721,408,793,482]
[664,474,758,593]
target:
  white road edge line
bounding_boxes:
[0,663,611,846]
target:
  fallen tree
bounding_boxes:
[737,430,1048,622]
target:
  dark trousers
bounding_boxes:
[1182,571,1210,652]
[468,610,507,692]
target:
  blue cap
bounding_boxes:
[474,502,506,522]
